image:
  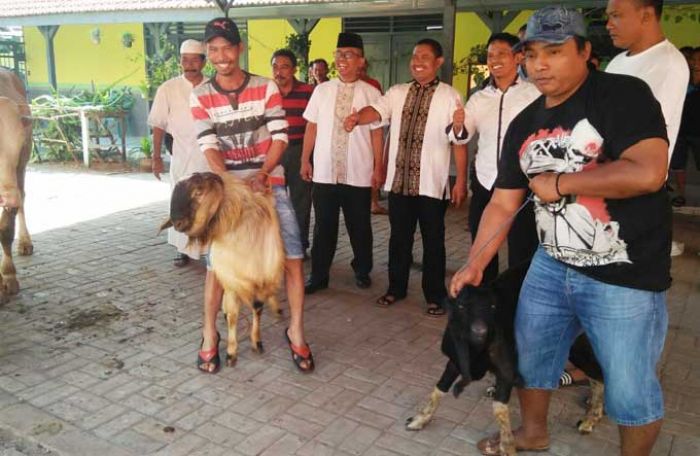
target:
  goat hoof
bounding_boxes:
[405,416,425,431]
[226,355,237,367]
[253,342,264,354]
[4,278,19,295]
[577,419,593,434]
[17,242,33,256]
[0,292,8,306]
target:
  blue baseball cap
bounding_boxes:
[520,6,587,47]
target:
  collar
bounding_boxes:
[411,77,440,89]
[488,74,520,92]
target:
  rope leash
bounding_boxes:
[456,193,536,275]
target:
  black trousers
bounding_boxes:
[282,141,313,250]
[387,192,449,304]
[468,176,538,284]
[310,183,372,282]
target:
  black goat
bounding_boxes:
[405,261,605,455]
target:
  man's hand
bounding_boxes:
[246,171,269,193]
[451,178,467,208]
[344,108,360,132]
[449,263,483,298]
[152,156,164,180]
[300,160,313,182]
[529,172,562,203]
[371,165,385,190]
[453,98,465,136]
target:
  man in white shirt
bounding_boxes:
[148,39,211,267]
[456,32,541,283]
[344,38,468,316]
[605,0,689,257]
[301,33,384,293]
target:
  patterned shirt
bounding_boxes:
[190,72,288,184]
[281,80,313,145]
[371,80,467,200]
[393,79,439,196]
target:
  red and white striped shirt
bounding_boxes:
[190,72,289,184]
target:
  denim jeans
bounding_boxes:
[516,247,668,426]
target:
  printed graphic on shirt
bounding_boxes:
[519,119,630,267]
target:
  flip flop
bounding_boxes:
[174,253,190,267]
[197,331,221,374]
[559,369,590,387]
[477,434,550,455]
[285,328,315,373]
[425,302,446,318]
[376,293,405,307]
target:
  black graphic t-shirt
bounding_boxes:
[496,70,671,291]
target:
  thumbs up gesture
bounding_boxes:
[452,98,465,135]
[344,108,360,133]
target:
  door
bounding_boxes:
[362,36,391,92]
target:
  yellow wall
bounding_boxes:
[24,23,146,90]
[309,18,342,68]
[24,27,49,87]
[452,12,493,96]
[247,19,296,77]
[247,17,341,78]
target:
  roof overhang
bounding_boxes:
[0,0,697,27]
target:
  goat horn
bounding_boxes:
[157,217,173,235]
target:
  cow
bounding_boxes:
[405,261,605,456]
[159,172,284,366]
[0,68,34,304]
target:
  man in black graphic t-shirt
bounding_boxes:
[450,6,670,456]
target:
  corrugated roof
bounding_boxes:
[0,0,350,18]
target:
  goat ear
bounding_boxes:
[158,217,173,234]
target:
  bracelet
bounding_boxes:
[555,172,567,198]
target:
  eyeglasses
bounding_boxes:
[334,50,360,60]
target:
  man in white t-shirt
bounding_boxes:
[606,0,688,160]
[148,39,211,267]
[301,32,384,294]
[605,0,689,257]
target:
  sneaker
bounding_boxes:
[670,241,685,257]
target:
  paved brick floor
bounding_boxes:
[0,169,699,455]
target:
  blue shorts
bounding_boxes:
[516,248,668,426]
[205,185,303,269]
[272,185,304,260]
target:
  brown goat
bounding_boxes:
[160,172,284,365]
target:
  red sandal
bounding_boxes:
[197,331,221,374]
[285,328,315,373]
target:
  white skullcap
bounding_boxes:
[180,39,205,55]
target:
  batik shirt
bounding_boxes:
[496,70,671,291]
[371,79,466,200]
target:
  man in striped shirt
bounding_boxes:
[272,49,314,256]
[191,17,314,374]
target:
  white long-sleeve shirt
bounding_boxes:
[371,80,467,200]
[463,77,540,190]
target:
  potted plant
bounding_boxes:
[121,32,134,48]
[139,136,153,171]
